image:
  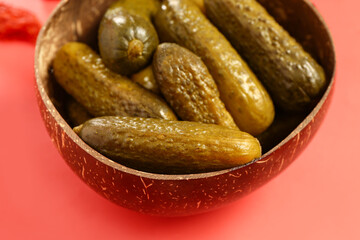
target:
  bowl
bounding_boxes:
[34,0,335,216]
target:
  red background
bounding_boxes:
[1,0,359,239]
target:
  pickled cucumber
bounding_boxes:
[53,42,177,120]
[153,43,238,129]
[154,0,274,136]
[74,116,262,174]
[204,0,326,111]
[98,1,159,75]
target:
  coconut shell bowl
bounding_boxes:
[34,0,335,217]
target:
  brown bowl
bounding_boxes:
[35,0,335,216]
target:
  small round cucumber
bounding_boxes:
[98,6,159,76]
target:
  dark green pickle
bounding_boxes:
[98,0,159,76]
[74,116,262,174]
[204,0,327,111]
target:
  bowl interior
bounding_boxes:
[35,0,335,179]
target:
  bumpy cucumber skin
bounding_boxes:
[74,116,262,174]
[204,0,326,111]
[53,42,177,120]
[153,43,238,129]
[98,7,159,76]
[154,0,274,136]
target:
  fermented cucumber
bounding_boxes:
[74,116,262,174]
[153,43,238,129]
[204,0,326,111]
[53,42,177,120]
[98,0,159,75]
[154,0,275,136]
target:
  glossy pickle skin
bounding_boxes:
[154,0,275,136]
[109,0,160,20]
[153,43,238,129]
[74,117,262,174]
[53,42,177,120]
[98,1,159,76]
[204,0,326,111]
[131,65,160,94]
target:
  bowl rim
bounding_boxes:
[34,0,336,181]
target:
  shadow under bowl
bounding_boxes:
[34,0,335,216]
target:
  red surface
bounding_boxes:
[0,0,359,239]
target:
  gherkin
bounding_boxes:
[74,116,262,174]
[154,0,275,136]
[153,43,238,129]
[98,0,159,76]
[53,42,177,120]
[204,0,326,112]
